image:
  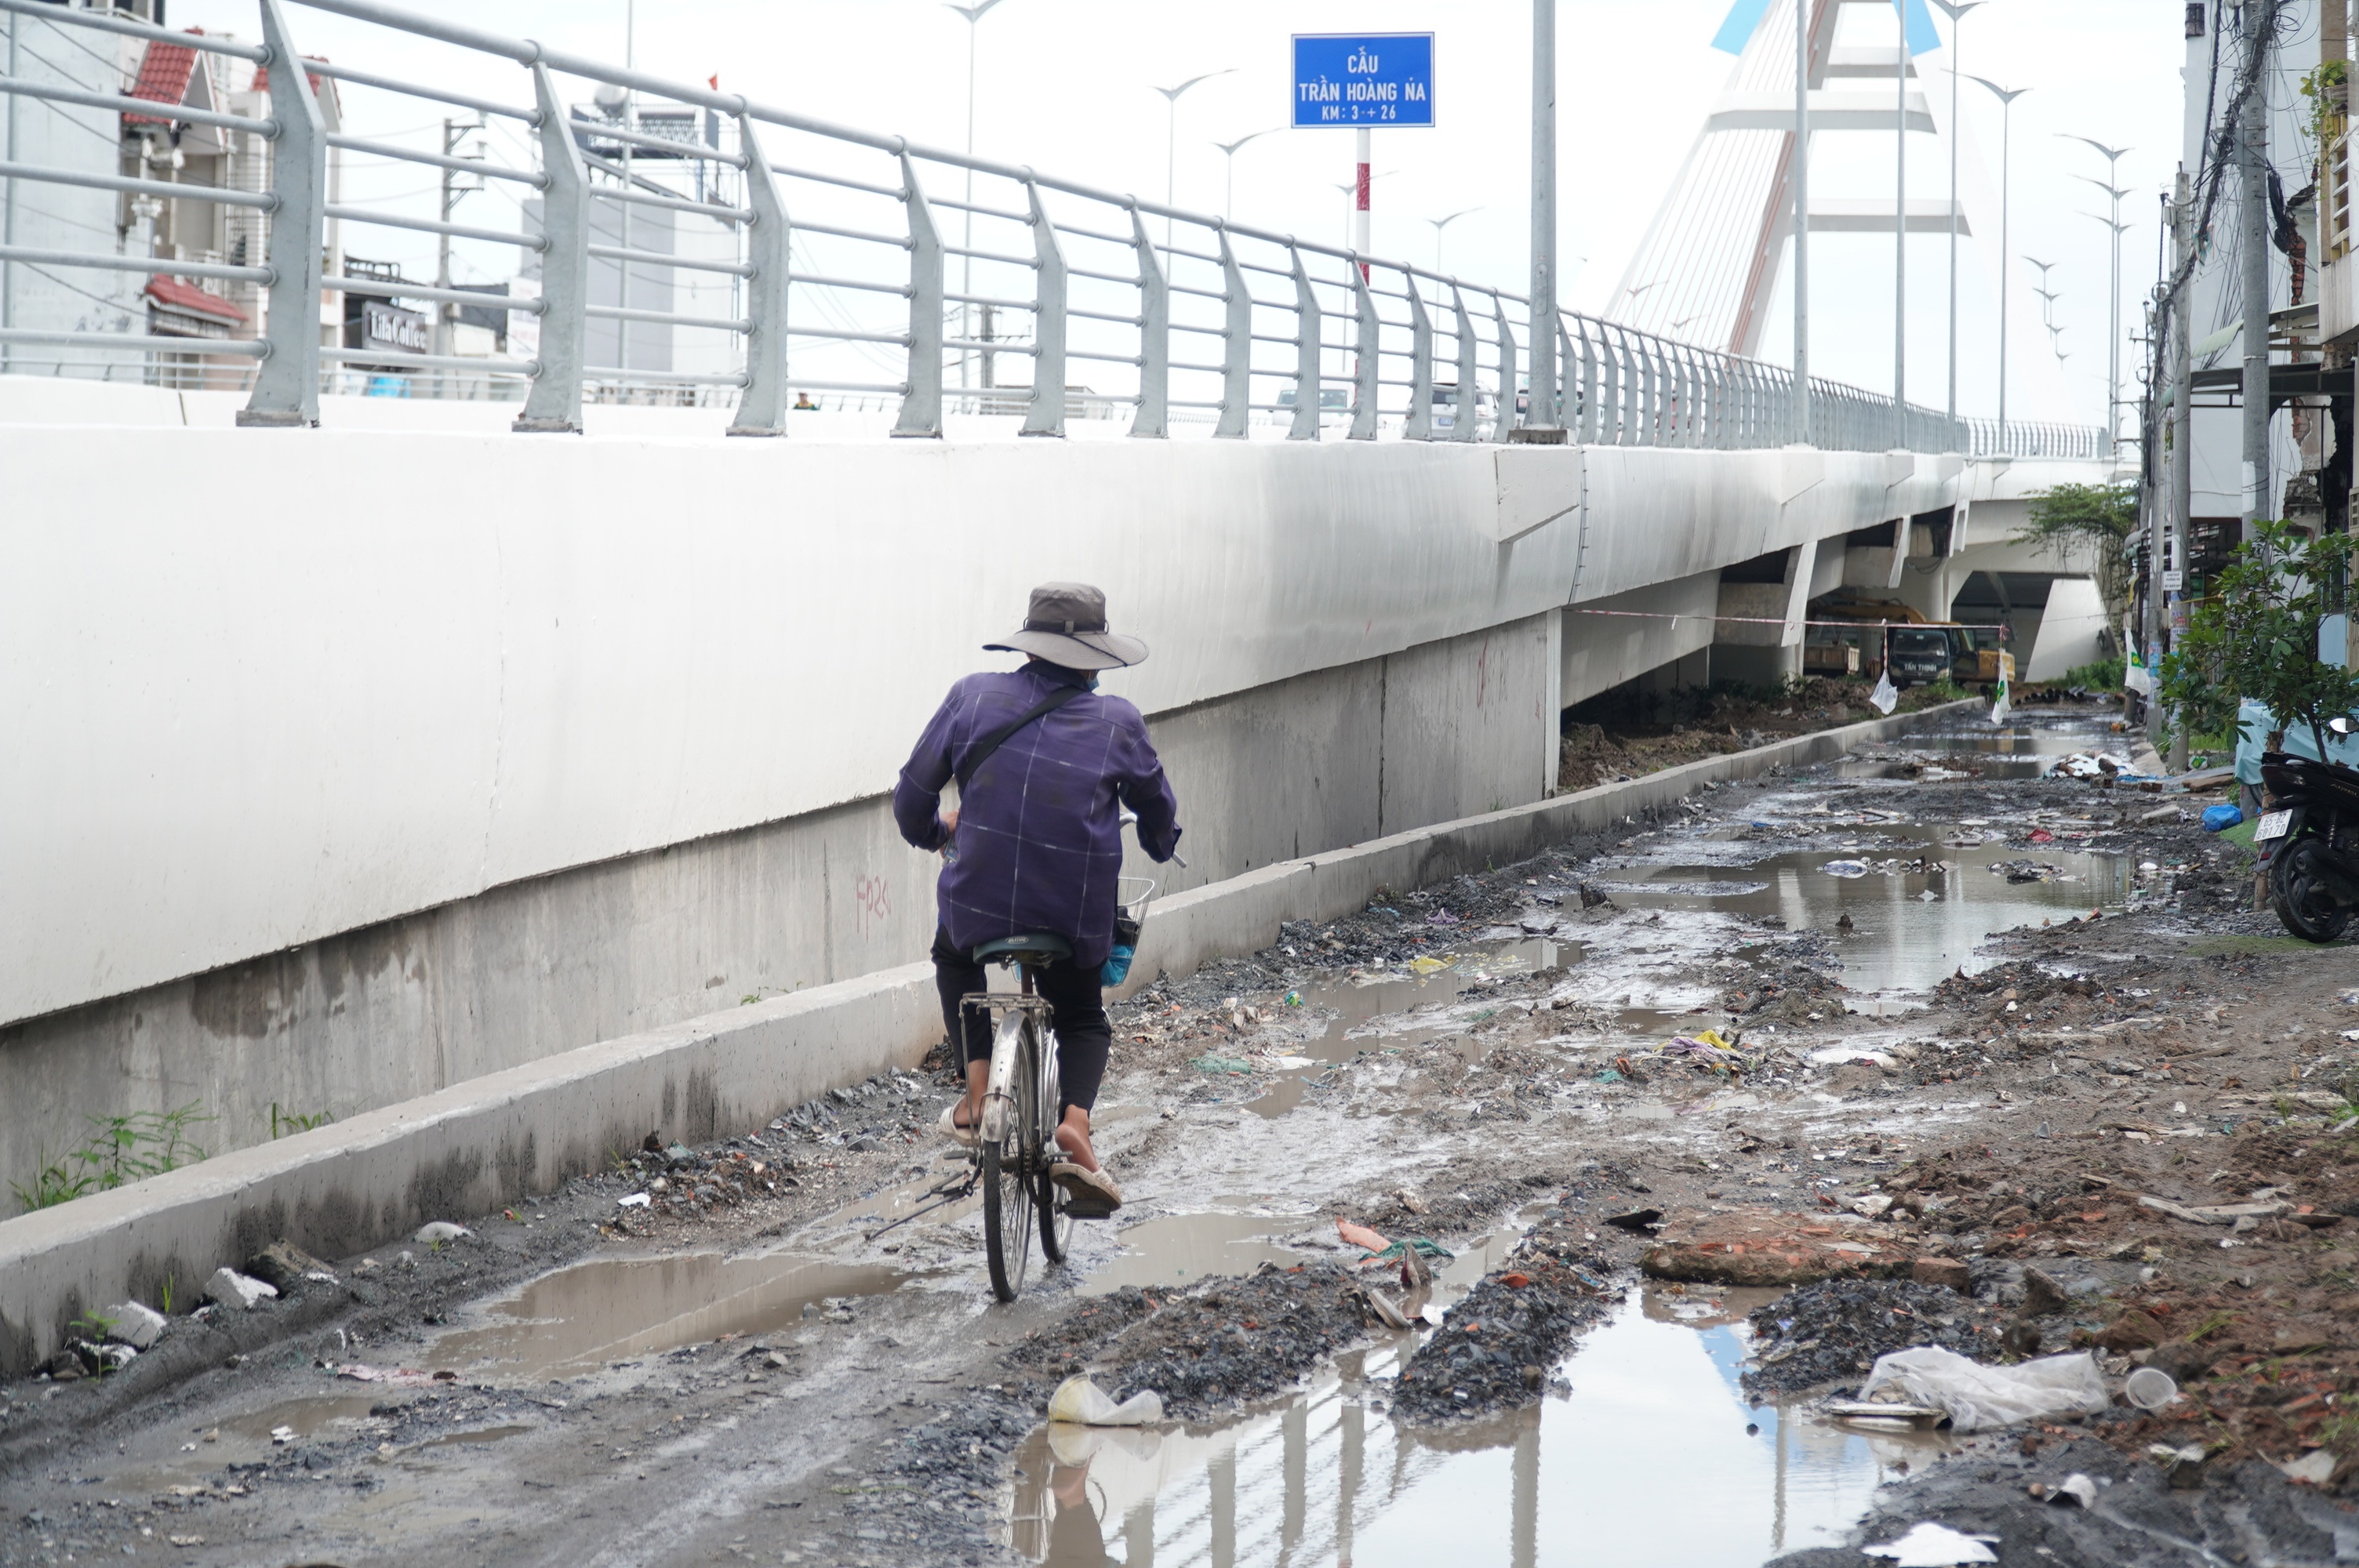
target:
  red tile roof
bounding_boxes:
[249,59,329,100]
[124,33,203,127]
[144,274,250,324]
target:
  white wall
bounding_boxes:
[0,400,2105,1027]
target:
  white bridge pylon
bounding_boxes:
[1610,0,2005,364]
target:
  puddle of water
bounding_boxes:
[220,1393,381,1441]
[430,1250,908,1380]
[399,1423,536,1452]
[1007,1287,1950,1568]
[1598,832,2129,1004]
[1078,1210,1322,1298]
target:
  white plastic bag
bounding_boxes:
[1047,1374,1164,1427]
[1858,1347,2110,1432]
[1863,1522,1999,1565]
[1869,670,1899,716]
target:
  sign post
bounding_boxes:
[1292,33,1434,276]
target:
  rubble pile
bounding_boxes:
[1743,1279,2007,1396]
[1391,1204,1617,1421]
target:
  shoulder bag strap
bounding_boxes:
[954,683,1087,792]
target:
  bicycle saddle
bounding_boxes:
[972,933,1073,964]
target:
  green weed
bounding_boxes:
[269,1102,333,1139]
[9,1104,216,1214]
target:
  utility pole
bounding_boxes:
[1519,0,1562,437]
[947,1,1010,395]
[3,7,18,378]
[1354,125,1371,278]
[433,116,483,399]
[2238,9,2272,550]
[1971,77,2028,440]
[2066,137,2133,459]
[1792,0,1810,444]
[2166,169,2194,766]
[1931,2,1983,434]
[1894,2,1907,450]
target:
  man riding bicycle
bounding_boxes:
[893,583,1183,1216]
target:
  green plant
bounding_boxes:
[9,1103,216,1214]
[2063,656,2127,691]
[2159,521,2359,761]
[68,1308,115,1341]
[2303,58,2349,152]
[1918,676,1969,702]
[269,1102,332,1139]
[2017,481,2139,644]
[159,1274,175,1316]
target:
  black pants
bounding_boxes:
[932,927,1112,1116]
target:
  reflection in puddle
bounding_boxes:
[431,1250,908,1379]
[1009,1289,1950,1567]
[1600,830,2130,1004]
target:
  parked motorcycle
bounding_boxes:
[2255,717,2359,942]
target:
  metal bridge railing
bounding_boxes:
[0,0,2109,456]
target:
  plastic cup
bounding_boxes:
[2124,1366,2179,1410]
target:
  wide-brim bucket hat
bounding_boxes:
[985,581,1148,671]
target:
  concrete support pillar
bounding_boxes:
[1712,540,1817,688]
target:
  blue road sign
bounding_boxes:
[1291,34,1434,129]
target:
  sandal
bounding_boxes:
[1051,1162,1123,1217]
[936,1102,977,1149]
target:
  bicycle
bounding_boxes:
[962,874,1160,1303]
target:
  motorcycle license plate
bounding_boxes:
[2254,810,2292,842]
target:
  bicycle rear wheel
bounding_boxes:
[1036,1025,1074,1265]
[981,1011,1038,1302]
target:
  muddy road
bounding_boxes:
[9,704,2359,1568]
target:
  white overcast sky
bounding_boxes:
[167,0,2190,424]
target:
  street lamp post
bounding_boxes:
[946,0,1011,394]
[1969,75,2029,441]
[1426,208,1481,274]
[1793,0,1812,443]
[1929,1,1983,432]
[2065,136,2133,459]
[1211,129,1276,221]
[1153,71,1234,249]
[1525,0,1561,436]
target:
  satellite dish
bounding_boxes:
[592,82,628,118]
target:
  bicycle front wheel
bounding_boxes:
[981,1011,1038,1303]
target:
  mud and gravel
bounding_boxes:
[13,699,2359,1567]
[1390,1203,1617,1422]
[1743,1279,2008,1397]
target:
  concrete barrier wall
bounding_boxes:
[0,700,1969,1376]
[0,612,1558,1201]
[2,413,2097,1037]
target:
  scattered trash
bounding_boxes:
[2201,803,2244,833]
[1046,1374,1164,1427]
[202,1269,278,1312]
[1868,670,1899,716]
[1823,1399,1950,1430]
[2055,751,2133,780]
[1857,1346,2110,1432]
[1601,1209,1663,1233]
[1283,990,1303,1007]
[2277,1449,2336,1485]
[1363,1287,1413,1330]
[617,1192,652,1209]
[2149,1442,2208,1489]
[1823,859,1870,878]
[2034,1472,2097,1508]
[413,1221,471,1244]
[1988,858,2065,883]
[2123,1366,2179,1410]
[1337,1219,1390,1253]
[1862,1522,1998,1566]
[106,1301,165,1350]
[336,1364,437,1386]
[1190,1055,1254,1075]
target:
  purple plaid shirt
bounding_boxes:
[894,664,1183,968]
